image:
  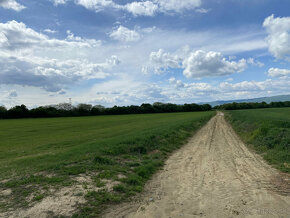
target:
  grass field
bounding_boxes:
[0,111,214,217]
[225,108,290,173]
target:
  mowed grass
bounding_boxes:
[225,108,290,173]
[0,111,214,216]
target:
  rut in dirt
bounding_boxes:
[104,112,290,218]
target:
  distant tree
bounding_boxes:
[200,104,212,111]
[52,103,74,111]
[7,104,29,118]
[91,105,105,115]
[77,104,92,114]
[183,103,201,112]
[0,106,7,119]
[140,103,155,113]
[153,102,164,107]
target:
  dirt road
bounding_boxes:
[104,112,290,218]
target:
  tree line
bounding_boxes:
[214,101,290,110]
[0,102,212,119]
[1,101,290,119]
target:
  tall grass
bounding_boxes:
[225,108,290,173]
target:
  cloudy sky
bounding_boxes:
[0,0,290,108]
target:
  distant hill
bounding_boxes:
[201,95,290,107]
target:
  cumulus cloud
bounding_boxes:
[0,21,101,51]
[67,0,205,16]
[218,79,290,97]
[156,0,201,13]
[125,1,158,16]
[267,67,290,78]
[75,0,115,12]
[0,0,25,11]
[149,49,182,74]
[0,55,120,92]
[169,77,214,92]
[110,26,141,42]
[167,77,290,104]
[263,15,290,60]
[183,50,247,78]
[144,49,254,77]
[220,81,266,92]
[169,77,184,88]
[0,20,119,92]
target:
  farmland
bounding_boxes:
[225,107,290,173]
[0,111,214,217]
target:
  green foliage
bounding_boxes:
[1,103,212,119]
[225,108,290,172]
[215,101,290,110]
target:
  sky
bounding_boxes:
[0,0,290,108]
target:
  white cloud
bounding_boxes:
[0,18,283,107]
[0,21,102,52]
[110,26,141,42]
[183,50,247,78]
[247,58,264,67]
[144,48,263,78]
[0,20,119,92]
[43,29,57,34]
[169,77,184,88]
[169,77,214,92]
[75,0,115,12]
[263,15,290,60]
[220,81,266,92]
[218,79,290,98]
[0,55,120,92]
[167,77,290,103]
[267,67,290,78]
[125,1,158,17]
[149,49,182,74]
[51,0,68,6]
[156,0,201,13]
[0,0,25,11]
[219,79,290,99]
[64,0,204,17]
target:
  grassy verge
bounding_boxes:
[0,111,215,217]
[225,108,290,173]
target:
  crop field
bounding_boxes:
[225,107,290,173]
[0,111,214,217]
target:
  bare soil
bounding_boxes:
[0,175,119,218]
[104,113,290,218]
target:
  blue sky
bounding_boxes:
[0,0,290,108]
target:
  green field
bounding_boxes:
[225,108,290,173]
[0,111,214,216]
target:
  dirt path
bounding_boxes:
[104,112,290,218]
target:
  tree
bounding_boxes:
[0,106,7,119]
[91,105,105,115]
[7,104,29,118]
[77,104,92,113]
